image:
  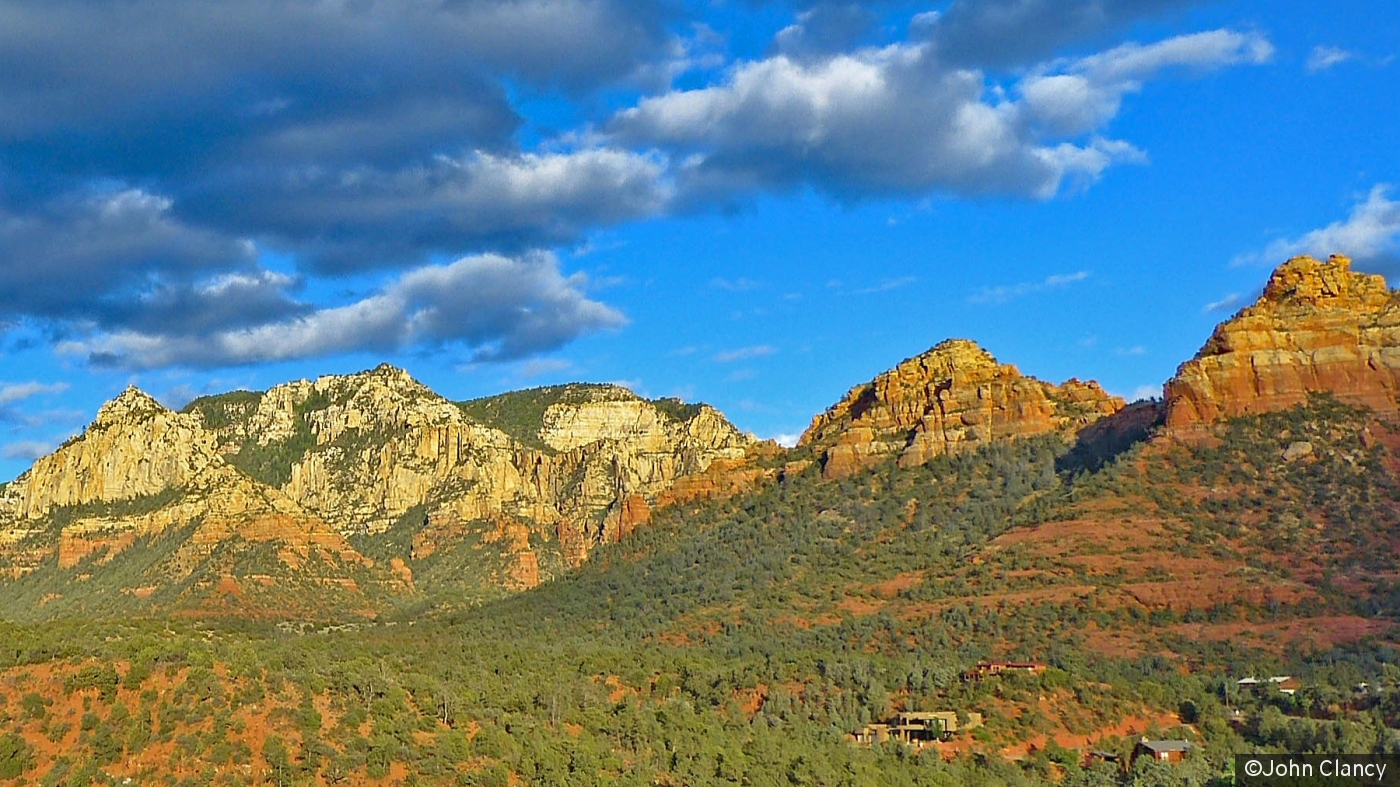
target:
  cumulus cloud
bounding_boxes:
[0,189,255,321]
[1128,384,1161,402]
[968,271,1090,304]
[0,0,678,346]
[770,432,801,448]
[0,150,665,356]
[222,149,675,274]
[0,0,1286,372]
[1306,45,1356,73]
[0,0,672,140]
[710,277,763,291]
[612,29,1268,201]
[1233,185,1400,271]
[60,252,626,369]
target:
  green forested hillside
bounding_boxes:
[3,399,1400,785]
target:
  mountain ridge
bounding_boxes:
[4,253,1400,618]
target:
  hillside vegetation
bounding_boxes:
[3,398,1400,785]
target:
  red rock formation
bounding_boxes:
[801,339,1124,479]
[1165,254,1400,435]
[616,495,651,541]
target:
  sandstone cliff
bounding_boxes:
[800,339,1124,478]
[1165,254,1400,435]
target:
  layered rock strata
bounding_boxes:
[1165,254,1400,435]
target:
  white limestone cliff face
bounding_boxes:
[0,365,755,596]
[0,387,364,584]
[196,367,757,568]
[0,387,219,519]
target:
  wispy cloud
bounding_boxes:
[1233,185,1400,269]
[710,277,762,292]
[1306,45,1355,73]
[853,277,918,295]
[968,271,1090,304]
[714,345,777,363]
[0,382,69,407]
[1115,345,1146,356]
[1129,385,1161,402]
[1203,293,1244,314]
[517,358,574,378]
[2,440,58,461]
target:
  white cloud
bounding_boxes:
[1307,45,1355,73]
[60,252,626,369]
[1203,293,1243,314]
[0,382,69,407]
[1,440,57,461]
[612,29,1269,201]
[714,345,777,363]
[1020,30,1274,136]
[517,358,574,378]
[968,270,1089,304]
[770,432,800,448]
[1233,185,1400,268]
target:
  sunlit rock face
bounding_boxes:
[801,339,1123,479]
[1165,254,1400,436]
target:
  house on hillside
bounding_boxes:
[1132,738,1191,764]
[965,660,1048,680]
[854,711,983,745]
[1237,676,1300,695]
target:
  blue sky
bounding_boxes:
[1,0,1398,479]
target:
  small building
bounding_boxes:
[855,711,983,746]
[1132,739,1191,764]
[966,660,1048,680]
[1237,676,1300,695]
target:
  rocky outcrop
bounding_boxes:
[193,368,755,563]
[1165,255,1400,435]
[0,388,218,519]
[800,339,1124,478]
[0,387,373,598]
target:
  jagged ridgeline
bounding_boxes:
[5,253,1400,624]
[0,365,753,619]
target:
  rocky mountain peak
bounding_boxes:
[1258,254,1390,311]
[1165,254,1400,434]
[919,338,1000,371]
[801,339,1123,478]
[92,385,166,429]
[312,363,437,403]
